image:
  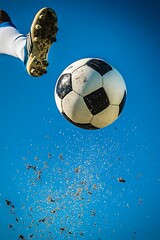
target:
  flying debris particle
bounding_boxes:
[126,203,130,208]
[78,213,83,218]
[117,177,126,183]
[27,220,34,229]
[52,208,60,214]
[5,199,15,213]
[91,209,96,216]
[74,166,81,173]
[75,188,82,196]
[9,224,13,229]
[58,168,62,174]
[138,198,143,206]
[48,153,52,159]
[59,153,63,160]
[26,165,36,171]
[36,171,42,180]
[80,232,84,236]
[6,199,13,207]
[18,235,25,240]
[36,162,48,180]
[81,181,86,185]
[38,218,46,223]
[34,156,39,161]
[88,191,92,195]
[60,227,66,234]
[51,209,56,214]
[96,174,100,180]
[47,196,55,203]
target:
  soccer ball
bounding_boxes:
[54,58,127,130]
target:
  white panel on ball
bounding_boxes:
[103,69,126,105]
[72,65,102,96]
[62,91,92,123]
[61,58,91,75]
[91,105,119,128]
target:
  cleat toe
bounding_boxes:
[51,36,57,42]
[43,60,49,66]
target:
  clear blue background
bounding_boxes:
[0,0,159,239]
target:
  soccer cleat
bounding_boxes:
[25,7,58,77]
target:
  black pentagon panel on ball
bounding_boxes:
[118,90,127,115]
[56,74,72,99]
[86,58,112,76]
[84,87,110,115]
[62,112,99,130]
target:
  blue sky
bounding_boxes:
[0,0,160,239]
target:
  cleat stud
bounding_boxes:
[39,14,44,20]
[35,24,41,30]
[34,37,38,42]
[51,36,57,42]
[34,59,39,65]
[31,69,36,74]
[43,60,49,67]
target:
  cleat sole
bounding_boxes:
[26,7,58,77]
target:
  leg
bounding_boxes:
[0,10,27,61]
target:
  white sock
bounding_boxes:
[0,22,27,62]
